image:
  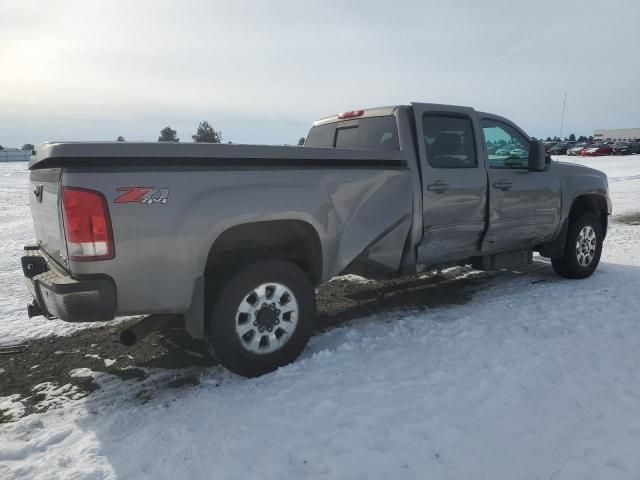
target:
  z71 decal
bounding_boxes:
[115,187,170,205]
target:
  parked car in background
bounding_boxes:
[548,143,569,155]
[567,144,592,156]
[612,142,640,155]
[582,144,613,156]
[492,145,529,159]
[509,147,528,158]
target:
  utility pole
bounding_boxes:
[559,92,567,141]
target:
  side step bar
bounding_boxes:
[472,250,533,271]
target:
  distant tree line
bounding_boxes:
[156,121,223,143]
[191,121,222,143]
[114,122,224,143]
[113,126,310,146]
[0,144,35,151]
[543,133,594,143]
[158,127,179,142]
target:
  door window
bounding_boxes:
[422,115,477,168]
[482,119,530,169]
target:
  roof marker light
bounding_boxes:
[338,109,365,120]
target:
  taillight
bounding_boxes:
[338,109,364,119]
[62,187,114,261]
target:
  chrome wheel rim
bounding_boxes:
[234,283,299,354]
[575,226,597,267]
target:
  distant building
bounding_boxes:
[594,128,640,142]
[0,148,31,162]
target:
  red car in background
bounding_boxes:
[582,144,612,156]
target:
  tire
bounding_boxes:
[551,213,603,279]
[207,259,316,377]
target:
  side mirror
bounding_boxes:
[528,140,547,172]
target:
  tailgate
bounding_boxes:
[29,168,67,266]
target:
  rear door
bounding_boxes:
[412,103,488,265]
[480,116,561,251]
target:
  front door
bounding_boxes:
[412,103,488,265]
[480,116,561,251]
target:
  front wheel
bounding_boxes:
[207,260,316,377]
[552,213,603,279]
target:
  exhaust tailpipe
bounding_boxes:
[119,314,176,346]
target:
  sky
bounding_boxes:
[1,0,639,147]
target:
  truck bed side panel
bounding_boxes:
[62,165,412,315]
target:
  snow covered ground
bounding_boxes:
[1,156,640,479]
[0,163,35,342]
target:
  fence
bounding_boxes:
[0,149,31,162]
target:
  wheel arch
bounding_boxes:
[204,219,323,285]
[184,220,323,341]
[569,193,608,238]
[539,193,608,260]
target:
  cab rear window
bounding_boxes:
[305,116,399,151]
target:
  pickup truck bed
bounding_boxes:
[27,142,416,324]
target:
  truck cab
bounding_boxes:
[305,103,605,274]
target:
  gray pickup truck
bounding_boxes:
[22,103,611,376]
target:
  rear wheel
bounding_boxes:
[207,259,316,377]
[552,213,603,279]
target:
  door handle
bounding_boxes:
[493,180,513,191]
[427,181,450,193]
